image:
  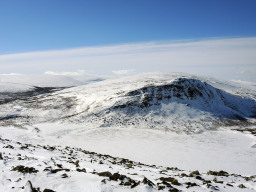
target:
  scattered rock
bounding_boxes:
[50,168,70,173]
[226,183,233,187]
[158,185,165,190]
[166,167,180,171]
[119,176,140,188]
[213,177,223,184]
[24,180,40,192]
[110,172,121,181]
[4,145,14,149]
[12,165,38,174]
[142,177,155,187]
[159,177,180,185]
[209,185,219,191]
[76,168,86,173]
[61,173,68,178]
[168,187,179,192]
[43,189,56,192]
[0,135,255,192]
[97,171,112,178]
[195,175,203,180]
[203,180,211,185]
[101,179,107,184]
[189,170,200,177]
[74,160,79,167]
[185,182,198,188]
[180,173,188,177]
[238,184,246,188]
[126,163,133,169]
[207,170,229,177]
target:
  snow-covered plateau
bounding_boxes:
[0,73,256,192]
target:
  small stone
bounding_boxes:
[61,173,68,178]
[238,184,246,188]
[189,170,200,177]
[98,171,112,178]
[180,173,188,177]
[142,177,155,187]
[43,189,56,192]
[159,177,180,185]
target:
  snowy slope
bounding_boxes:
[1,73,254,133]
[1,123,255,175]
[1,134,256,192]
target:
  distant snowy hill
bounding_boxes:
[0,74,105,89]
[0,73,255,133]
[0,82,34,92]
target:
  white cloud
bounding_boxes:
[112,69,135,75]
[44,70,85,76]
[0,37,256,82]
[0,73,22,75]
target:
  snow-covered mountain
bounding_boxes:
[0,73,255,133]
[1,73,256,192]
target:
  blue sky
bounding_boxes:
[1,0,256,54]
[0,0,256,82]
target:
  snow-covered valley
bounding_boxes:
[0,73,256,191]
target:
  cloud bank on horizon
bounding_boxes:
[0,37,256,82]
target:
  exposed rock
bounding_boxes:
[142,177,155,187]
[24,180,40,192]
[12,165,38,174]
[97,171,112,178]
[226,183,233,187]
[110,173,121,181]
[189,170,200,177]
[168,187,179,192]
[185,182,199,188]
[159,177,180,185]
[238,184,246,188]
[180,173,188,177]
[213,177,223,183]
[209,185,219,191]
[76,168,86,173]
[207,170,229,177]
[74,160,79,167]
[50,168,70,173]
[43,189,56,192]
[61,173,68,178]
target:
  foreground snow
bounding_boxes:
[0,123,255,175]
[1,130,256,192]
